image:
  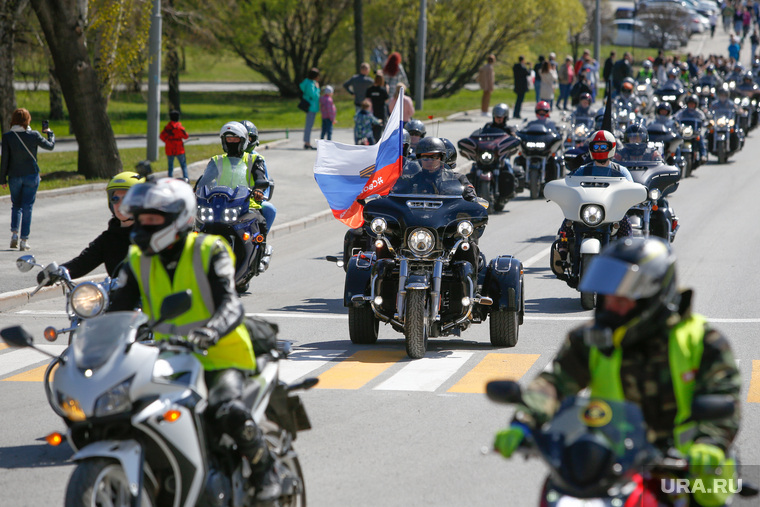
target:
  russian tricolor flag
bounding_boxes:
[313,89,405,228]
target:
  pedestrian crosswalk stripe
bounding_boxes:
[279,349,346,384]
[3,364,49,382]
[315,349,408,390]
[374,351,474,392]
[0,343,8,351]
[747,360,760,403]
[447,353,541,394]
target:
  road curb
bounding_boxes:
[0,273,105,313]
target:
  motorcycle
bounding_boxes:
[646,120,686,174]
[562,116,594,151]
[706,108,743,164]
[514,122,566,199]
[457,126,521,211]
[634,77,656,114]
[486,380,758,506]
[342,177,524,358]
[694,82,717,110]
[678,117,706,177]
[14,255,116,343]
[0,291,316,507]
[616,147,681,243]
[653,83,686,112]
[614,97,643,133]
[196,184,273,294]
[545,164,647,310]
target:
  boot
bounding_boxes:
[10,232,18,249]
[19,239,30,251]
[237,421,282,505]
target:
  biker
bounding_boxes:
[483,103,512,134]
[653,102,680,131]
[674,95,708,160]
[698,64,722,88]
[108,178,283,504]
[442,138,457,169]
[726,62,745,85]
[494,237,741,507]
[617,77,642,112]
[394,137,477,201]
[37,171,146,286]
[404,119,426,157]
[555,130,632,269]
[573,92,593,119]
[240,119,277,230]
[636,59,653,82]
[661,67,683,91]
[737,70,758,94]
[711,86,737,113]
[529,101,559,133]
[196,121,268,234]
[678,61,691,86]
[614,124,661,162]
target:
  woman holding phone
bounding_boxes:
[0,108,55,250]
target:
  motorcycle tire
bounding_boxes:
[476,179,492,206]
[65,458,154,507]
[348,305,379,345]
[494,198,506,212]
[262,420,307,507]
[683,156,692,179]
[718,141,727,164]
[579,254,596,311]
[404,290,428,359]
[489,308,518,347]
[529,171,540,200]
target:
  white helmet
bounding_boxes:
[220,121,250,157]
[121,178,197,255]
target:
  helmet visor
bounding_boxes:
[121,183,185,216]
[626,132,646,144]
[578,256,663,299]
[590,141,612,153]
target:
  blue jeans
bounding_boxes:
[514,91,525,118]
[260,201,277,231]
[321,119,333,140]
[167,153,188,179]
[559,83,571,109]
[9,173,40,239]
[534,80,541,102]
[304,112,317,145]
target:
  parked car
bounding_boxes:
[610,19,680,50]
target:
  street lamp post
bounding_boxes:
[146,0,162,162]
[415,0,426,111]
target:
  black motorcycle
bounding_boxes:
[457,126,521,211]
[616,147,681,243]
[514,122,565,199]
[196,184,273,293]
[342,177,524,358]
[486,380,757,506]
[654,83,686,112]
[646,120,685,173]
[678,117,706,177]
[706,108,743,164]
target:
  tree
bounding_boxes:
[637,5,690,50]
[216,0,352,97]
[365,0,586,98]
[30,0,122,179]
[0,0,30,131]
[569,0,614,60]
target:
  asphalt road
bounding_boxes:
[2,30,758,507]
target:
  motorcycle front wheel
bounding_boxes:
[404,290,429,359]
[65,458,154,507]
[262,421,306,507]
[580,254,596,311]
[529,170,540,200]
[348,305,379,344]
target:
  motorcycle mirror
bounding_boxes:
[485,380,523,405]
[325,255,344,268]
[475,197,489,210]
[0,326,35,349]
[156,290,193,325]
[690,395,735,421]
[16,255,38,272]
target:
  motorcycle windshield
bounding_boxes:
[573,117,595,130]
[72,312,147,370]
[544,171,648,222]
[196,185,250,223]
[615,147,663,169]
[534,396,651,495]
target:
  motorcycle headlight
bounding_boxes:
[526,141,546,149]
[629,112,636,120]
[480,151,494,162]
[581,204,604,226]
[94,378,134,418]
[197,206,214,222]
[637,85,647,92]
[663,95,676,101]
[574,125,587,137]
[717,117,728,127]
[682,126,694,137]
[70,282,108,319]
[370,218,387,234]
[408,228,434,257]
[457,221,474,238]
[649,188,661,201]
[734,98,741,105]
[710,87,716,94]
[223,208,239,222]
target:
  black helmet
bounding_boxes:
[492,103,510,122]
[239,120,259,148]
[656,102,672,116]
[743,71,754,83]
[405,119,426,137]
[414,137,446,159]
[706,64,715,74]
[441,138,457,168]
[685,94,699,107]
[579,237,679,350]
[623,124,648,155]
[579,92,592,103]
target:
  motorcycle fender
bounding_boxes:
[483,255,523,311]
[72,439,144,502]
[478,171,493,181]
[580,237,601,255]
[405,272,430,290]
[717,133,726,141]
[344,254,374,306]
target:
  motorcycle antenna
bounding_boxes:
[602,77,613,132]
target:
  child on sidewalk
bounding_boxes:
[354,99,382,145]
[320,85,337,140]
[159,110,189,179]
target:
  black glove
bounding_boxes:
[36,271,54,287]
[187,327,220,350]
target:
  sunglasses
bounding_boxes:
[419,156,440,161]
[110,195,123,204]
[590,142,612,152]
[536,110,549,116]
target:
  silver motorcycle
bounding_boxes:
[1,291,316,507]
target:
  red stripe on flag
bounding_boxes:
[357,156,404,201]
[334,200,365,228]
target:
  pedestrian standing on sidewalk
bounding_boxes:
[558,56,575,110]
[512,55,530,119]
[539,60,558,110]
[477,54,496,117]
[354,99,382,145]
[752,29,760,62]
[159,110,189,180]
[388,83,415,123]
[343,62,374,113]
[366,74,390,143]
[319,85,337,141]
[0,107,55,251]
[382,52,409,102]
[533,55,545,102]
[722,2,734,34]
[299,68,321,150]
[710,11,718,38]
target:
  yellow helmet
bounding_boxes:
[107,171,145,211]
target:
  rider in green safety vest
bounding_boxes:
[109,178,284,503]
[240,119,277,231]
[196,121,270,233]
[494,237,741,507]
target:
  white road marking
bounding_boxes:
[279,349,345,384]
[247,312,347,320]
[0,344,66,377]
[13,310,68,315]
[374,351,473,392]
[522,247,552,268]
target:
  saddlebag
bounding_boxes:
[482,255,523,315]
